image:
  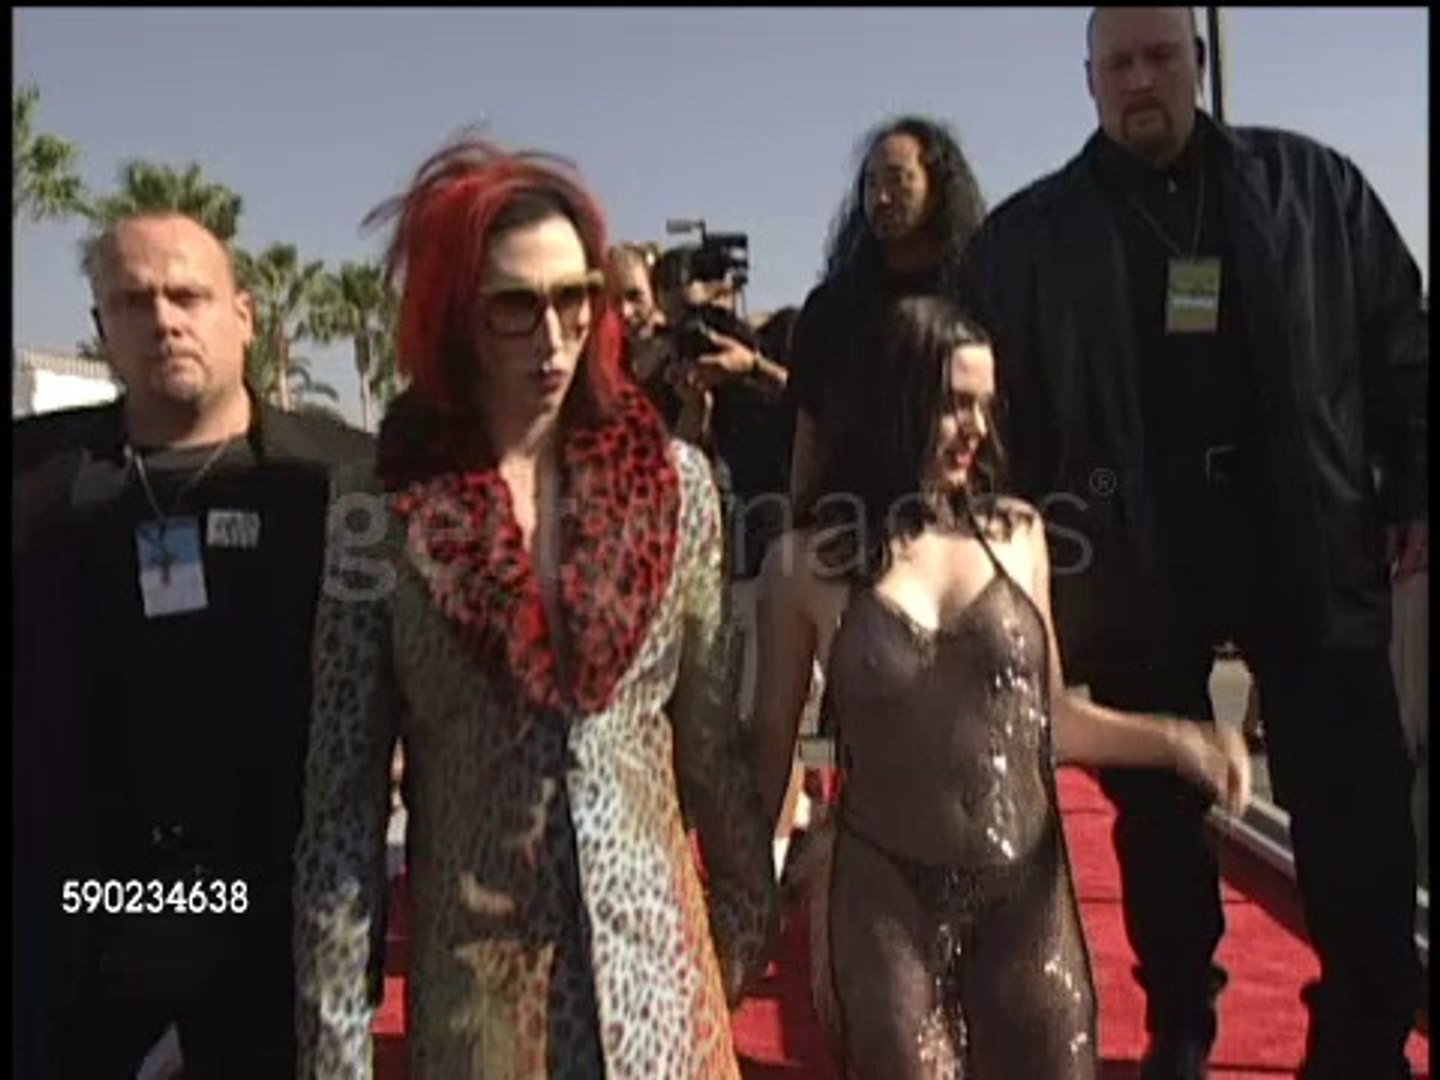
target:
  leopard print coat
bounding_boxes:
[293,425,777,1078]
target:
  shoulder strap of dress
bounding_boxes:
[962,499,1011,582]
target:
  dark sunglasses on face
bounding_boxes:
[481,269,606,337]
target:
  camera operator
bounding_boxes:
[651,241,796,726]
[651,241,788,432]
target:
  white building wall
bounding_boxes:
[12,348,119,418]
[28,369,119,415]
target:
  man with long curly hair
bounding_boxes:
[787,115,986,505]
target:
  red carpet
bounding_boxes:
[373,768,1430,1077]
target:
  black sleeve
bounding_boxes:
[786,283,831,423]
[957,226,998,333]
[958,215,1035,470]
[1342,153,1429,523]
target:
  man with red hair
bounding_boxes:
[293,135,777,1078]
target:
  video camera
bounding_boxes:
[660,220,755,368]
[664,218,750,289]
[688,231,750,289]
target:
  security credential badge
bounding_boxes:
[1166,256,1222,334]
[136,516,208,617]
[206,509,262,549]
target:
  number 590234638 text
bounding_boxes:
[60,879,249,916]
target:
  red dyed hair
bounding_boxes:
[364,133,627,425]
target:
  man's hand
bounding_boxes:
[1385,521,1429,582]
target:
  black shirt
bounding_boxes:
[1088,121,1285,622]
[632,315,796,579]
[15,400,372,1045]
[712,314,797,578]
[629,335,685,429]
[104,442,256,829]
[27,412,371,928]
[74,436,331,895]
[1087,120,1263,474]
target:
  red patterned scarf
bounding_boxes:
[390,387,681,714]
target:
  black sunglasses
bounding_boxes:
[481,269,606,337]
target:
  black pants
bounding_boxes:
[1088,466,1420,1075]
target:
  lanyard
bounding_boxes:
[1125,170,1207,257]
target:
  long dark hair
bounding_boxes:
[804,295,1009,583]
[821,115,986,293]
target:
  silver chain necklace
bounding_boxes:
[127,436,235,526]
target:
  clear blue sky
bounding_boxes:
[14,6,1428,427]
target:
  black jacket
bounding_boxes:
[13,396,373,1051]
[961,116,1427,676]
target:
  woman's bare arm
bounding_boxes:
[750,531,824,836]
[1025,514,1250,814]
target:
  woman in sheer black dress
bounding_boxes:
[750,296,1250,1078]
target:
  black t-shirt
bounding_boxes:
[789,263,945,442]
[76,436,330,902]
[1087,124,1263,472]
[16,403,371,1025]
[711,315,797,579]
[629,335,685,429]
[1088,124,1282,614]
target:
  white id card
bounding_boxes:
[136,517,209,618]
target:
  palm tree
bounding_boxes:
[80,159,245,289]
[243,315,339,409]
[89,160,242,240]
[13,84,88,222]
[366,324,405,418]
[309,260,399,430]
[235,244,326,411]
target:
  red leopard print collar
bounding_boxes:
[391,388,680,715]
